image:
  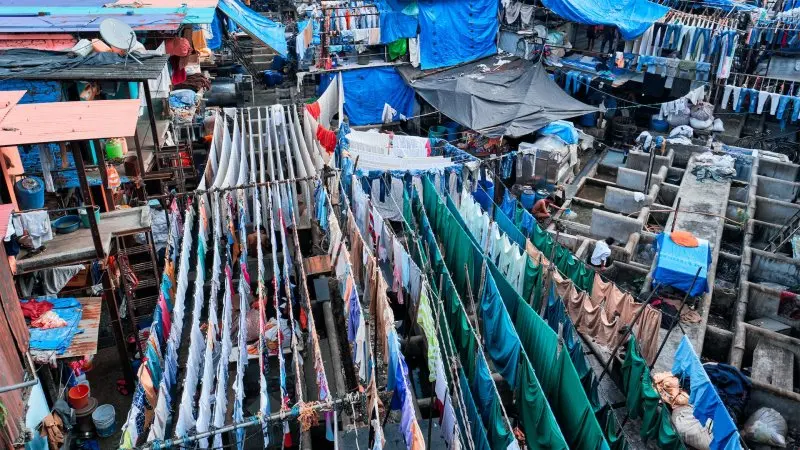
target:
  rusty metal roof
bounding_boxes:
[59,297,101,359]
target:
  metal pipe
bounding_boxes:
[596,284,662,384]
[0,352,38,394]
[670,197,682,233]
[142,82,161,169]
[321,300,352,428]
[648,267,701,369]
[136,394,363,449]
[72,141,104,259]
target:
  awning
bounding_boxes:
[398,55,597,138]
[218,0,287,56]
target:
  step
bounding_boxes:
[751,340,794,391]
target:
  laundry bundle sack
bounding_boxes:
[689,102,714,130]
[672,406,712,450]
[743,407,787,447]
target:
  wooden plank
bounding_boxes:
[58,297,102,359]
[0,236,28,353]
[0,249,25,448]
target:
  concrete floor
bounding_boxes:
[85,346,132,449]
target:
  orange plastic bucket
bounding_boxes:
[68,384,90,409]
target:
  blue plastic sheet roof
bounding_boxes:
[418,0,499,69]
[218,0,287,56]
[539,0,668,40]
[653,232,711,297]
[320,67,415,126]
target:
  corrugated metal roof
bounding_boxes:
[18,54,169,81]
[0,0,218,29]
[0,98,140,145]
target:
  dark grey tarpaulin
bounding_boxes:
[398,55,598,138]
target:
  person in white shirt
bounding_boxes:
[590,237,615,269]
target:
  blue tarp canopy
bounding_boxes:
[218,0,287,56]
[539,0,668,40]
[653,232,711,297]
[320,67,415,126]
[418,0,498,69]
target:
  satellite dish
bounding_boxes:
[99,18,142,65]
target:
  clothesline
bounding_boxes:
[344,173,519,449]
[136,393,365,450]
[403,180,522,449]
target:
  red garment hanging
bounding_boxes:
[316,125,337,154]
[305,102,321,120]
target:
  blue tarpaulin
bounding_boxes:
[26,297,83,354]
[673,336,743,450]
[653,232,711,297]
[320,67,415,125]
[418,0,498,69]
[206,13,223,50]
[218,0,287,56]
[539,0,668,40]
[377,0,418,43]
[538,120,579,144]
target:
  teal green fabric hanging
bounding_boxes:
[481,272,521,385]
[416,179,569,449]
[620,336,686,450]
[458,369,492,450]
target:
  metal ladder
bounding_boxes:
[114,230,160,357]
[764,208,800,253]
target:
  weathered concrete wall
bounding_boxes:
[603,185,652,214]
[616,166,667,191]
[749,249,800,287]
[625,150,674,173]
[729,185,750,203]
[703,325,733,361]
[666,142,709,168]
[754,196,800,223]
[758,158,800,182]
[726,201,747,222]
[756,175,800,202]
[747,282,800,330]
[591,208,642,243]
